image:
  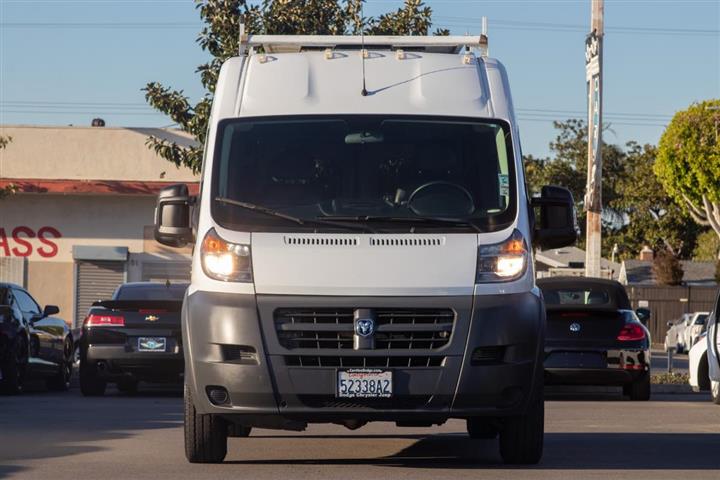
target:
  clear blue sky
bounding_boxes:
[1,0,718,157]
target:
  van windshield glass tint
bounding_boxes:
[211,116,516,232]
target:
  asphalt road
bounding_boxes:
[2,383,719,480]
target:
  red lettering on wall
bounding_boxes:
[0,228,9,257]
[0,226,61,258]
[11,226,35,257]
[37,227,61,258]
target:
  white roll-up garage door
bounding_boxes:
[141,261,191,283]
[74,260,126,327]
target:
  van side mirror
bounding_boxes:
[636,307,650,326]
[43,305,60,317]
[531,185,578,250]
[154,184,195,248]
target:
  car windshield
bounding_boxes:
[211,115,516,232]
[114,284,188,301]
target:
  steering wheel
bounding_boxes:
[407,181,475,216]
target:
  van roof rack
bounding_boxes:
[238,22,489,57]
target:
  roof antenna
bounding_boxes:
[360,2,368,96]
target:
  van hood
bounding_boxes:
[251,233,478,296]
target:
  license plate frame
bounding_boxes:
[137,337,167,353]
[337,369,392,398]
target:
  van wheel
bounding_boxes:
[711,381,720,405]
[498,383,544,465]
[625,372,651,401]
[0,338,28,395]
[185,384,227,463]
[80,360,106,396]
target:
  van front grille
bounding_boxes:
[274,308,455,351]
[283,355,445,368]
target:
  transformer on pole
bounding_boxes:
[585,0,604,277]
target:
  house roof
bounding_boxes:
[620,259,718,286]
[536,246,621,278]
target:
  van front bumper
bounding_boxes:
[182,290,544,424]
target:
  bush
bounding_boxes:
[651,373,689,385]
[653,250,684,285]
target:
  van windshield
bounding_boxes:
[211,115,516,233]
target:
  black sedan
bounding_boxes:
[0,283,73,394]
[538,277,651,401]
[79,282,187,396]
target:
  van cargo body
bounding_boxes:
[154,33,577,465]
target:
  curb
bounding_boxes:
[650,383,695,394]
[546,384,696,395]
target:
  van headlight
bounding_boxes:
[200,228,252,282]
[476,229,527,282]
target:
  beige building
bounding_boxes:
[0,125,199,326]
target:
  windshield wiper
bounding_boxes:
[318,215,483,233]
[214,197,377,233]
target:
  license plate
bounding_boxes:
[337,369,392,398]
[138,337,166,352]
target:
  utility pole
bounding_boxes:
[585,0,604,277]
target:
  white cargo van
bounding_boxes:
[154,30,577,465]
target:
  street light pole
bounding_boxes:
[585,0,604,278]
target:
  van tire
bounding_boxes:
[80,361,106,396]
[625,372,651,401]
[498,383,544,465]
[185,384,227,463]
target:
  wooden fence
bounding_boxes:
[626,285,718,346]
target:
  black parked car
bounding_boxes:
[538,277,652,401]
[79,282,187,396]
[0,283,73,394]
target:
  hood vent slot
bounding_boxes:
[284,236,359,246]
[370,237,445,247]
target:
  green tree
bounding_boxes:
[693,229,720,260]
[144,0,447,173]
[655,99,720,244]
[524,120,698,259]
[609,142,700,258]
[0,136,16,200]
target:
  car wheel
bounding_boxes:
[711,381,720,405]
[117,378,139,395]
[626,372,651,401]
[79,360,107,396]
[47,338,73,391]
[185,384,228,463]
[498,382,544,465]
[0,337,28,395]
[467,418,499,439]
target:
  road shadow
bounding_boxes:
[227,432,720,470]
[0,388,182,465]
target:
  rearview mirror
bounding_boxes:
[531,185,578,250]
[43,305,60,317]
[636,307,650,325]
[154,184,194,248]
[666,321,674,327]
